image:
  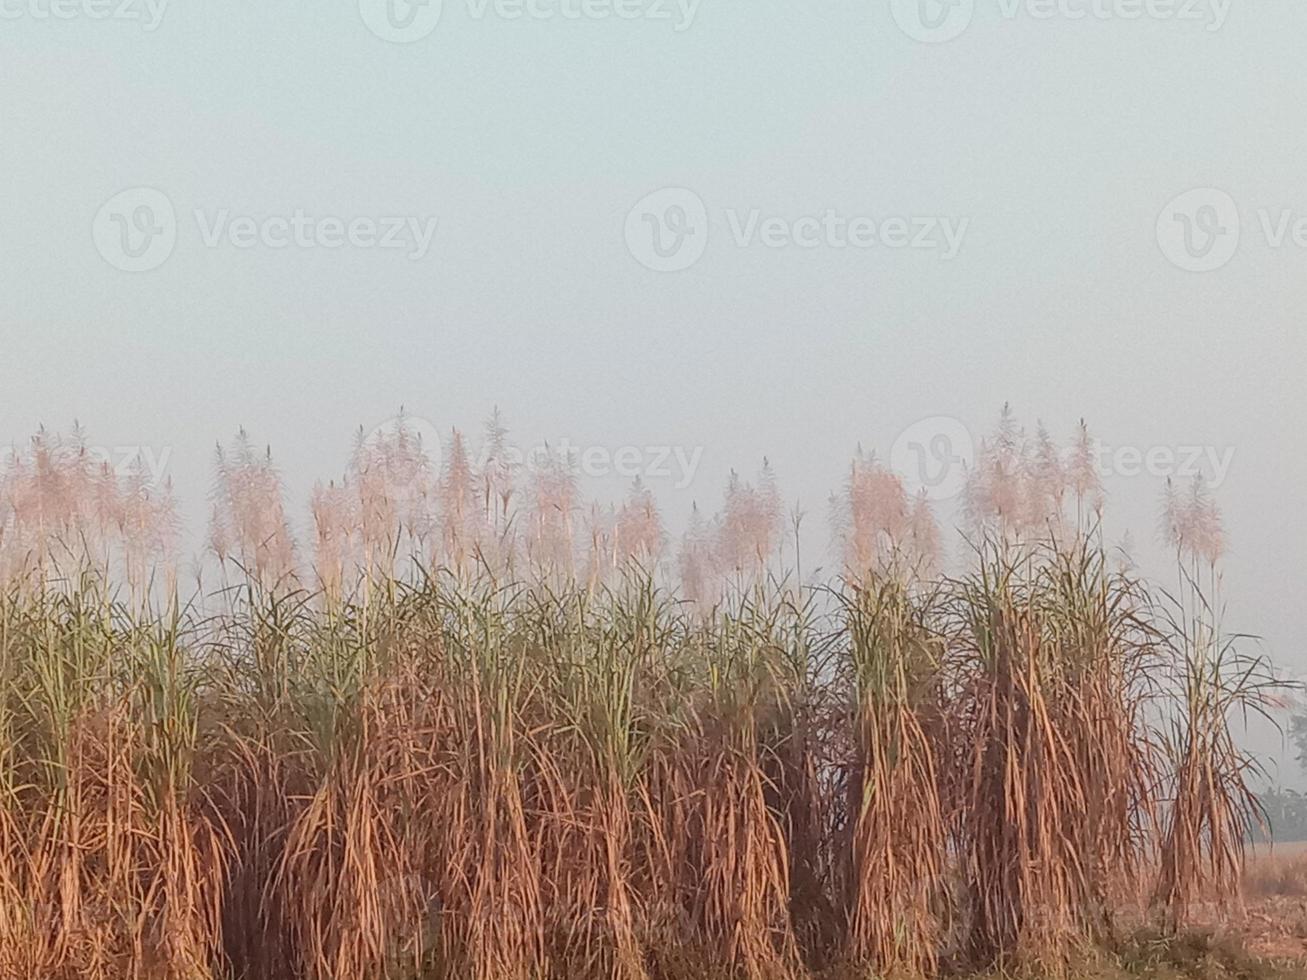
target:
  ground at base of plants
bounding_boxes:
[944,928,1305,980]
[815,933,1299,980]
[609,927,1307,980]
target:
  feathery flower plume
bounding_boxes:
[527,444,579,577]
[582,501,618,589]
[831,447,940,577]
[210,430,296,589]
[347,410,437,575]
[0,424,177,588]
[832,447,909,575]
[1158,474,1226,566]
[439,428,479,572]
[1066,419,1105,523]
[962,404,1029,536]
[677,502,717,606]
[90,458,122,548]
[965,409,1106,542]
[906,490,941,575]
[1188,475,1226,566]
[716,460,783,574]
[1159,477,1183,555]
[120,459,179,591]
[614,477,664,565]
[310,477,358,598]
[1184,475,1225,566]
[480,407,516,532]
[1026,422,1067,533]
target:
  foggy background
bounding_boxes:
[2,0,1304,779]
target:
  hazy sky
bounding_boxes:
[3,2,1305,773]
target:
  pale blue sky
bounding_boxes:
[3,1,1306,771]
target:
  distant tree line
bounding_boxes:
[1255,788,1307,843]
[1255,713,1307,843]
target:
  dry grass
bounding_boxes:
[1245,846,1307,900]
[0,409,1293,980]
